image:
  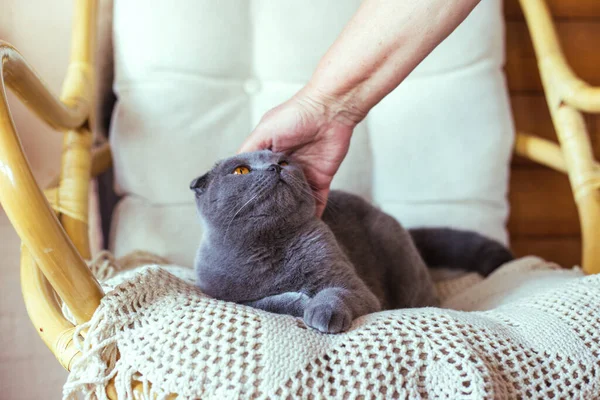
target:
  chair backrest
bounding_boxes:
[105,0,513,267]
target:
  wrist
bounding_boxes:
[295,79,368,128]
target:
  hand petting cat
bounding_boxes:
[238,87,356,218]
[240,0,482,216]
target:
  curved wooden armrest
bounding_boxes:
[21,247,81,371]
[0,0,103,335]
[0,42,89,130]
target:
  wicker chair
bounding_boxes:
[0,0,599,397]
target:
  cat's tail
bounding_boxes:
[408,228,514,277]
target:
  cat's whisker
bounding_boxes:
[286,174,332,205]
[223,177,271,240]
[227,180,266,220]
[284,173,341,217]
[286,177,318,204]
[284,174,320,200]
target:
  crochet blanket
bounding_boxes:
[64,256,600,399]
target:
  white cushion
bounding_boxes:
[109,0,514,266]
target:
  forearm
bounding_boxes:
[303,0,481,123]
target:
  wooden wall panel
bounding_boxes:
[506,21,600,92]
[508,168,579,236]
[510,94,556,166]
[510,236,581,268]
[505,0,600,19]
[511,94,556,139]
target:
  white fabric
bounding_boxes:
[109,0,514,267]
[64,257,600,399]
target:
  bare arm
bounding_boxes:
[240,0,481,216]
[304,0,482,122]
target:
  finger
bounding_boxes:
[238,128,273,154]
[301,165,333,218]
[314,187,329,218]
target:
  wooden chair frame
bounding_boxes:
[0,0,598,397]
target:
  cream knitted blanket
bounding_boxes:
[64,256,600,399]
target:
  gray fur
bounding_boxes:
[191,150,511,333]
[408,227,514,277]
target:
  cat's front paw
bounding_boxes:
[304,300,352,334]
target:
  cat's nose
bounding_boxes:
[267,164,282,174]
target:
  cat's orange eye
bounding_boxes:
[279,161,289,166]
[233,166,250,175]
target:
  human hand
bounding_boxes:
[239,87,363,217]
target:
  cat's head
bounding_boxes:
[190,150,316,231]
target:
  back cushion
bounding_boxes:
[110,0,514,266]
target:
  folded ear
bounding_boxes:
[190,173,210,195]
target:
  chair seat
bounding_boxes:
[63,256,600,399]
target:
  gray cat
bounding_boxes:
[190,150,512,333]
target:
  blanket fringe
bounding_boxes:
[62,250,170,399]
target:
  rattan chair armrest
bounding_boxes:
[0,42,89,130]
[20,247,81,371]
[0,66,102,325]
[0,0,103,330]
